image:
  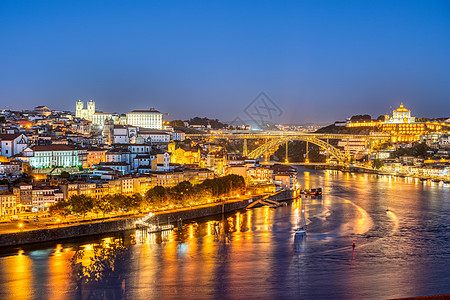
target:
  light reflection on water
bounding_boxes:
[0,168,450,299]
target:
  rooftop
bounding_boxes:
[128,108,161,114]
[0,133,23,141]
[394,103,410,112]
[32,145,75,151]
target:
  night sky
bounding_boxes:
[1,1,450,124]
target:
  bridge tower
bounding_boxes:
[285,141,289,163]
[305,141,309,164]
[243,139,248,157]
[264,152,270,163]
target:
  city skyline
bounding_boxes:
[1,1,450,123]
[2,2,450,298]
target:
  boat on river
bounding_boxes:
[294,202,307,236]
[295,225,306,235]
[304,188,322,197]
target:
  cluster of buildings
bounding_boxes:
[330,103,450,178]
[344,103,450,143]
[0,100,300,217]
[333,104,450,160]
[379,157,450,179]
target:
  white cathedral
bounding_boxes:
[75,100,95,121]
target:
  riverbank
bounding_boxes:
[0,190,297,248]
[303,164,450,182]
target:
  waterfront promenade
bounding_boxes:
[0,191,297,247]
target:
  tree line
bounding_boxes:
[50,175,245,218]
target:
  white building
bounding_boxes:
[31,187,64,212]
[27,145,82,168]
[154,152,171,171]
[337,138,367,156]
[0,191,17,216]
[75,100,95,121]
[439,134,450,149]
[135,129,171,144]
[103,122,170,145]
[385,103,415,124]
[96,162,131,175]
[126,108,163,129]
[93,112,113,126]
[103,122,138,145]
[0,133,29,157]
[171,131,186,141]
[0,160,22,177]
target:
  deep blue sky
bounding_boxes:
[1,1,450,123]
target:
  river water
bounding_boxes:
[1,168,450,299]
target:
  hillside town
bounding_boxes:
[0,101,299,219]
[1,101,450,220]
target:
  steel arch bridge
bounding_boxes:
[247,136,348,163]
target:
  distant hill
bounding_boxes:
[315,124,381,135]
[187,117,228,129]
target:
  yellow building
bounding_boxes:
[385,103,415,124]
[86,148,106,168]
[206,152,227,175]
[168,142,202,165]
[382,123,426,143]
[347,103,450,143]
[0,191,17,217]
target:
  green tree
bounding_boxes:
[95,195,114,217]
[67,195,95,219]
[371,159,384,170]
[393,142,432,158]
[145,186,167,207]
[60,171,70,179]
[376,115,386,121]
[49,200,69,217]
[110,194,128,214]
[170,120,185,127]
[126,194,143,213]
[92,196,112,218]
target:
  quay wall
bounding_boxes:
[0,190,297,248]
[0,217,141,248]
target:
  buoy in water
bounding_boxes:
[352,240,356,249]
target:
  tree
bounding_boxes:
[371,159,384,170]
[170,120,185,127]
[273,141,327,163]
[376,115,386,121]
[145,186,167,207]
[91,195,113,218]
[67,195,95,219]
[110,194,128,214]
[49,200,69,217]
[126,194,143,213]
[393,142,432,158]
[188,117,228,129]
[350,114,371,121]
[60,171,70,179]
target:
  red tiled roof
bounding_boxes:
[129,109,161,113]
[0,133,22,141]
[32,145,75,151]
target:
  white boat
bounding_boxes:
[295,226,306,235]
[294,206,307,236]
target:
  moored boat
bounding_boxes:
[306,188,322,197]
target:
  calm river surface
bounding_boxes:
[1,168,450,299]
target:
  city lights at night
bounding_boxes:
[1,1,450,299]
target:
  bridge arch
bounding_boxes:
[247,136,348,163]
